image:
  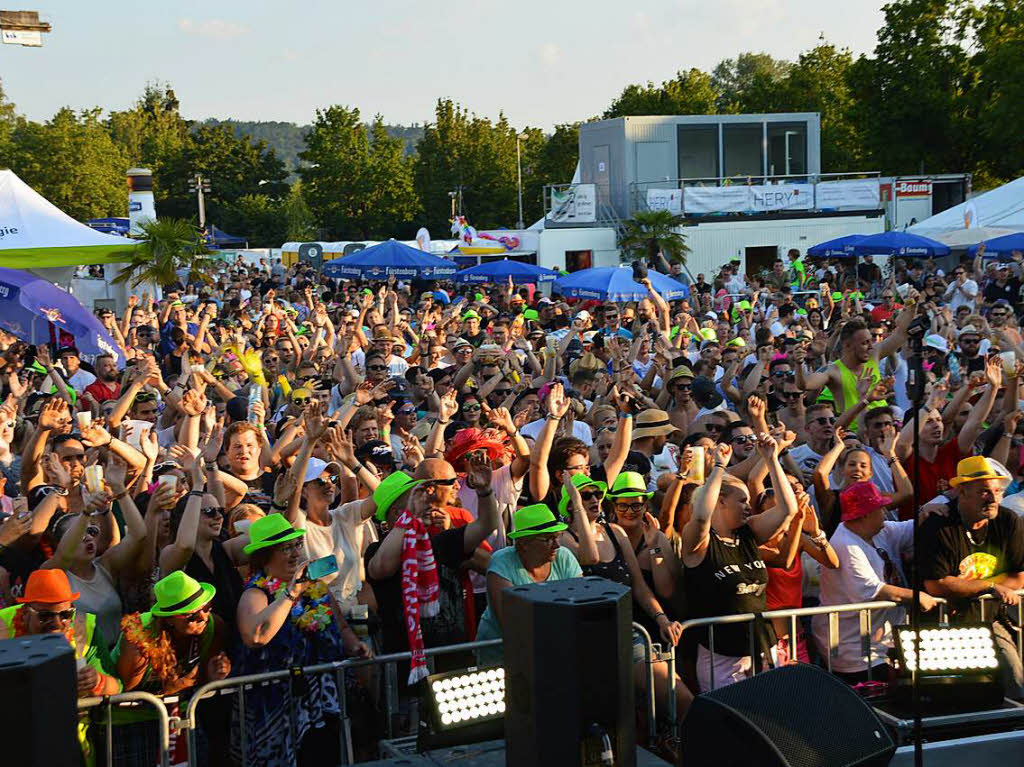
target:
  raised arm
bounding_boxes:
[529,384,570,502]
[680,443,732,567]
[461,455,500,553]
[958,360,1001,453]
[558,474,599,565]
[157,455,204,574]
[747,433,799,544]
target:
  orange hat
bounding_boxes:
[17,569,80,605]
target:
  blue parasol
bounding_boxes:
[967,232,1024,260]
[807,234,865,258]
[322,239,457,280]
[453,259,560,285]
[553,266,688,303]
[852,231,950,258]
[0,266,125,365]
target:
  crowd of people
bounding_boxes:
[1,247,1024,765]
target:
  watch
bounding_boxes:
[649,547,663,556]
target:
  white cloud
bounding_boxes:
[178,18,250,40]
[538,42,562,66]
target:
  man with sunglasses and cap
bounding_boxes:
[919,456,1024,698]
[0,569,121,765]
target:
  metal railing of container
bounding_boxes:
[77,691,173,767]
[628,171,884,218]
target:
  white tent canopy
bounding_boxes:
[0,169,136,268]
[909,177,1024,244]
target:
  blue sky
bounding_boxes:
[1,1,886,130]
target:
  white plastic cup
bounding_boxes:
[75,411,92,430]
[1000,351,1016,377]
[157,474,177,494]
[84,465,104,494]
[686,446,705,484]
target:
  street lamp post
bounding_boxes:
[515,133,527,230]
[187,173,211,230]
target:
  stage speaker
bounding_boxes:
[503,577,635,767]
[0,633,80,766]
[681,664,896,767]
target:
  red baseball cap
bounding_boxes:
[840,481,889,522]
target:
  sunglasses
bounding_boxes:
[84,525,101,537]
[27,605,76,624]
[614,501,647,515]
[492,389,513,397]
[425,477,459,487]
[134,392,158,403]
[367,364,388,372]
[705,423,723,433]
[731,435,756,445]
[462,404,482,412]
[292,397,309,406]
[183,604,212,623]
[580,490,604,501]
[783,390,802,399]
[673,382,693,391]
[201,506,224,519]
[813,416,836,426]
[772,371,796,380]
[311,475,339,489]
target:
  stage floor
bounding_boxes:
[363,739,673,766]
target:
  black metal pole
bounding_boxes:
[907,330,925,767]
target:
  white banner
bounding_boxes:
[547,184,596,224]
[646,188,682,214]
[815,179,881,209]
[683,184,813,214]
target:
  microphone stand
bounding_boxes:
[906,323,926,767]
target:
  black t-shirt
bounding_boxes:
[983,279,1020,305]
[232,470,277,512]
[684,525,772,656]
[919,502,1024,623]
[694,281,713,296]
[463,331,488,348]
[365,526,469,655]
[185,540,244,640]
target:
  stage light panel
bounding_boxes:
[424,665,507,731]
[896,625,999,673]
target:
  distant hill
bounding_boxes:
[198,119,424,174]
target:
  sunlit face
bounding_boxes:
[920,407,944,445]
[960,478,1005,521]
[421,463,460,508]
[353,419,379,447]
[96,357,118,381]
[717,482,752,530]
[594,431,615,464]
[461,398,482,424]
[729,426,756,460]
[266,538,304,582]
[517,532,560,564]
[842,449,872,486]
[227,430,261,475]
[24,600,75,635]
[56,439,86,482]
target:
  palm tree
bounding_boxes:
[619,209,690,274]
[112,218,219,288]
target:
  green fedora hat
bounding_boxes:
[243,512,305,555]
[557,473,608,520]
[373,471,425,522]
[149,571,216,618]
[508,503,568,540]
[607,471,654,499]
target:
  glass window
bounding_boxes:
[722,124,764,179]
[677,126,719,180]
[767,123,807,178]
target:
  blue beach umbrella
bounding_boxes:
[0,266,125,365]
[967,232,1024,259]
[807,234,865,258]
[852,231,950,258]
[453,259,560,284]
[322,239,457,280]
[553,266,688,303]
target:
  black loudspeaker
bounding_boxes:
[0,633,81,766]
[503,577,635,767]
[681,664,896,767]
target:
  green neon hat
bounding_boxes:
[832,292,844,301]
[726,337,746,347]
[607,471,653,499]
[557,474,608,520]
[508,503,568,540]
[147,571,216,618]
[372,471,425,522]
[243,513,305,555]
[462,310,480,320]
[699,328,718,342]
[523,309,539,321]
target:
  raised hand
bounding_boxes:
[38,397,67,431]
[1003,410,1023,437]
[438,390,459,423]
[105,456,128,495]
[375,401,395,428]
[200,419,225,463]
[985,358,1004,390]
[747,394,767,422]
[485,405,516,435]
[179,389,206,417]
[41,451,71,488]
[169,444,201,475]
[353,381,376,406]
[545,383,570,419]
[403,434,425,468]
[712,442,733,468]
[464,452,493,491]
[303,400,327,441]
[80,422,113,448]
[754,432,779,460]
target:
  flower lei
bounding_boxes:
[13,606,76,647]
[253,574,334,633]
[121,613,189,690]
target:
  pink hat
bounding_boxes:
[840,481,889,522]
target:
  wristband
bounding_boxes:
[620,412,633,419]
[653,612,667,622]
[188,490,205,499]
[112,490,129,500]
[271,501,288,511]
[713,462,728,470]
[546,413,562,421]
[649,547,662,556]
[91,672,107,696]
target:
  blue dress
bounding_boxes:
[230,575,345,767]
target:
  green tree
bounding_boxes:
[9,108,128,220]
[362,117,420,238]
[603,69,720,118]
[299,105,371,238]
[219,194,285,247]
[523,123,579,223]
[0,77,16,157]
[848,0,975,175]
[283,181,317,241]
[711,52,792,113]
[107,84,190,174]
[619,210,690,271]
[112,218,218,288]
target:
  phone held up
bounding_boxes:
[304,554,340,582]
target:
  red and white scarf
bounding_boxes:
[396,510,440,684]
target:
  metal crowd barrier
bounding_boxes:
[77,691,173,767]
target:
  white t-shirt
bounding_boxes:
[944,279,978,313]
[520,417,593,446]
[789,444,824,485]
[296,500,379,613]
[812,520,913,673]
[865,445,895,496]
[68,368,97,392]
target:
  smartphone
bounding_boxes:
[305,554,339,581]
[12,497,29,519]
